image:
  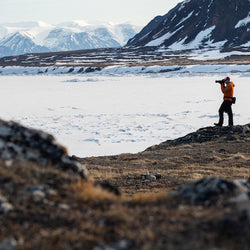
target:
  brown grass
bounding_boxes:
[71,180,118,203]
[79,132,250,196]
[1,131,250,249]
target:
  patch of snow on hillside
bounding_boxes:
[204,40,227,49]
[207,0,214,12]
[187,25,216,48]
[146,25,184,47]
[188,48,250,60]
[168,26,215,50]
[167,36,187,50]
[241,41,250,47]
[176,11,194,27]
[235,13,250,28]
[171,14,177,21]
[139,32,151,41]
[146,32,174,46]
[178,0,191,11]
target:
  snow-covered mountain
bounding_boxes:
[0,21,141,57]
[43,28,120,51]
[0,32,49,56]
[127,0,250,51]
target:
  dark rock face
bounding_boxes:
[127,0,250,51]
[171,177,250,205]
[0,119,88,179]
[146,123,250,150]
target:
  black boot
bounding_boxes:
[228,113,233,126]
[214,123,222,127]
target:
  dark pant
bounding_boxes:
[218,100,233,126]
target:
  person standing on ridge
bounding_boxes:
[214,76,235,127]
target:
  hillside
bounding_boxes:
[127,0,250,51]
[1,45,250,71]
[81,124,250,195]
[0,119,250,249]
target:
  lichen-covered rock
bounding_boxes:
[171,177,250,206]
[28,185,57,201]
[0,194,13,214]
[0,119,88,179]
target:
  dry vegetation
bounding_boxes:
[0,129,250,249]
[80,134,250,196]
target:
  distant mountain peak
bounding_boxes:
[0,31,49,56]
[0,21,141,57]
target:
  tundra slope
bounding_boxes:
[0,45,250,69]
[0,119,250,249]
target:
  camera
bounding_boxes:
[215,80,225,84]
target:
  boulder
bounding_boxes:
[171,177,250,206]
[0,119,88,179]
[0,194,13,214]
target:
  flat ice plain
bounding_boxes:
[0,73,249,157]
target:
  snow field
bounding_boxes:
[0,74,249,157]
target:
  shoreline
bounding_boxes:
[1,63,250,75]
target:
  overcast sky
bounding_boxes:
[0,0,183,25]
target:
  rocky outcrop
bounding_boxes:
[0,119,88,179]
[171,177,250,206]
[146,124,250,151]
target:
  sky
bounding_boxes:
[0,0,183,25]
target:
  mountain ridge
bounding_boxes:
[127,0,250,51]
[0,21,141,57]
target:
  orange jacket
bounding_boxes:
[221,82,235,101]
